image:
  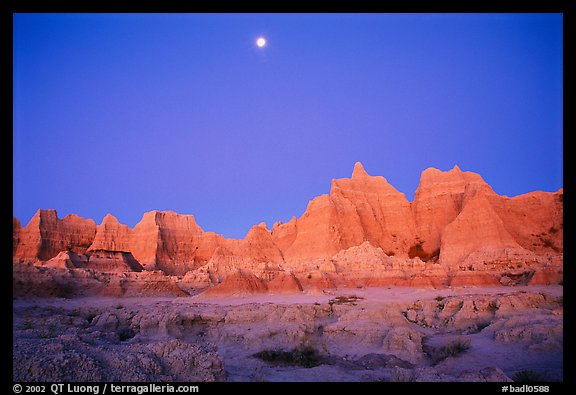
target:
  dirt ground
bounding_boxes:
[13,285,563,382]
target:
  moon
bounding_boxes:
[256,37,266,48]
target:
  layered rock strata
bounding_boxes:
[13,163,563,295]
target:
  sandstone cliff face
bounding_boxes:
[12,163,563,292]
[330,162,417,256]
[206,223,285,273]
[43,251,87,270]
[88,214,132,253]
[83,250,144,273]
[278,193,342,266]
[43,250,143,273]
[266,271,303,294]
[275,162,417,268]
[13,209,97,262]
[153,210,205,273]
[439,195,523,267]
[130,211,283,276]
[85,211,206,275]
[202,270,268,297]
[327,241,450,288]
[411,166,495,258]
[271,216,298,252]
[242,222,285,264]
[487,189,563,255]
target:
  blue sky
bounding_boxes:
[13,13,563,239]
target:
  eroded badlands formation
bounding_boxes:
[13,163,563,296]
[13,287,563,382]
[13,164,563,382]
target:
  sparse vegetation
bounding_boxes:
[429,338,471,364]
[22,320,34,330]
[253,345,322,368]
[513,370,544,383]
[39,324,58,339]
[435,295,444,302]
[328,295,364,306]
[548,226,558,234]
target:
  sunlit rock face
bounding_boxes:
[13,163,563,293]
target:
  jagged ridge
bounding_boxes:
[13,163,563,294]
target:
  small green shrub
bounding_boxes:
[254,345,322,368]
[435,295,444,302]
[39,324,58,339]
[329,295,364,306]
[430,338,471,363]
